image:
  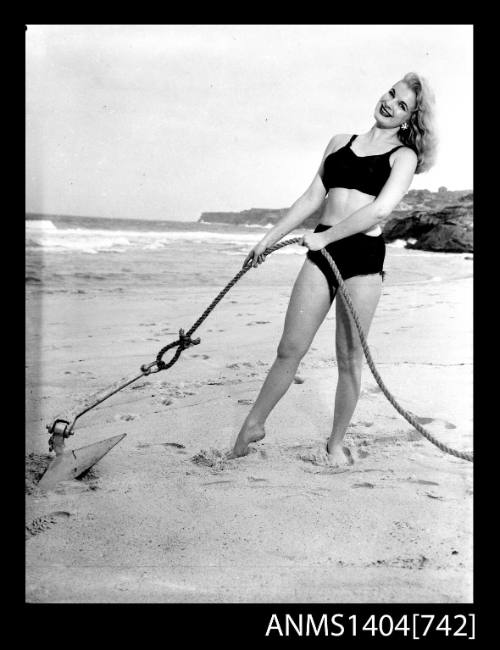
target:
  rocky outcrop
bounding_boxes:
[199,190,473,253]
[199,189,473,228]
[200,206,325,228]
[383,203,473,253]
[200,208,286,226]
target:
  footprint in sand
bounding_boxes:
[303,466,351,475]
[425,492,444,500]
[115,413,139,421]
[26,511,72,538]
[130,381,152,391]
[191,354,210,360]
[352,482,375,489]
[412,415,457,430]
[201,480,235,486]
[414,416,435,425]
[191,448,231,471]
[136,442,186,453]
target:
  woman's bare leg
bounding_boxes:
[228,258,334,458]
[327,273,382,465]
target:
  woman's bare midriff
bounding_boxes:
[319,187,381,236]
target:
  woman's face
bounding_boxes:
[375,81,417,128]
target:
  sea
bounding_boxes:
[25,214,473,297]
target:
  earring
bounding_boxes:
[401,122,409,130]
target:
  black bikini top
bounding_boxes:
[320,134,404,197]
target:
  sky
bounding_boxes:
[26,24,473,222]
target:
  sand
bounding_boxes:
[25,252,473,603]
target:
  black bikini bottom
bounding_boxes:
[306,224,386,301]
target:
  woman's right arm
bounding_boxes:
[244,136,339,267]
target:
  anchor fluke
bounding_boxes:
[37,433,127,490]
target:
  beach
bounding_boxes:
[25,216,473,603]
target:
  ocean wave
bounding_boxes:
[387,237,417,249]
[387,239,408,248]
[25,220,57,231]
[25,221,269,254]
[223,244,306,257]
[199,220,273,229]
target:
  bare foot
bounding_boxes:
[299,443,354,469]
[227,421,265,459]
[326,443,354,468]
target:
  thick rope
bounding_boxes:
[155,238,296,370]
[154,236,472,462]
[318,246,473,462]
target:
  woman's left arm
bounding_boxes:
[304,148,418,249]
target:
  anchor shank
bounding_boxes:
[66,370,146,433]
[47,369,148,442]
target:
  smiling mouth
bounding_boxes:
[380,104,392,118]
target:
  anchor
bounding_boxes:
[38,329,201,489]
[38,430,127,490]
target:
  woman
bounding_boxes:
[228,72,437,466]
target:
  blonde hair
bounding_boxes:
[398,72,438,174]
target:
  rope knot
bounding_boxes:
[153,328,202,372]
[178,329,201,350]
